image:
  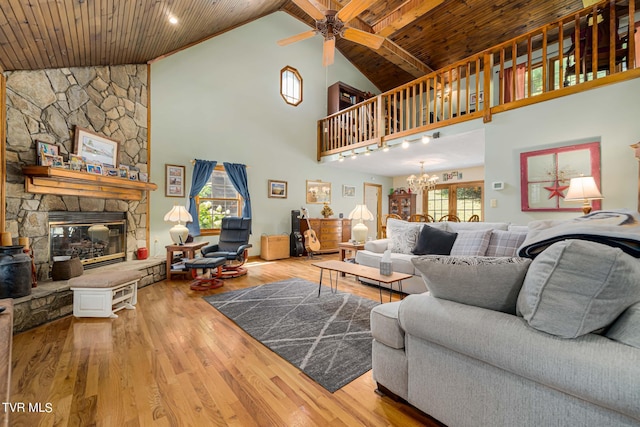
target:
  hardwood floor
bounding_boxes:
[10,254,442,426]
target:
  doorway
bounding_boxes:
[364,182,382,240]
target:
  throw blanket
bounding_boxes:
[518,209,640,258]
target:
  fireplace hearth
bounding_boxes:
[49,212,127,270]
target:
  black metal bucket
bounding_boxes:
[0,245,32,298]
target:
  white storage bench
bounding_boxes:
[69,270,143,318]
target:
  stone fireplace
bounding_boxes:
[49,211,127,269]
[3,64,150,281]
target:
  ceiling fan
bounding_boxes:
[278,0,385,66]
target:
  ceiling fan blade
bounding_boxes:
[277,30,316,46]
[336,0,375,23]
[292,0,326,21]
[342,28,384,50]
[322,37,336,67]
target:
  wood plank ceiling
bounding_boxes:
[0,0,591,91]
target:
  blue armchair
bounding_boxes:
[201,217,252,278]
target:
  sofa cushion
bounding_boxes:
[370,301,404,349]
[485,230,528,257]
[363,238,389,253]
[386,218,424,254]
[355,250,417,276]
[448,222,509,232]
[412,256,532,314]
[517,239,640,339]
[605,302,640,349]
[412,225,458,255]
[398,293,640,422]
[450,229,493,256]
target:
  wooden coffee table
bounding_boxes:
[312,260,412,303]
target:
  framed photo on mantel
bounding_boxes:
[74,126,119,167]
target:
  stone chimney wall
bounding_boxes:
[4,65,149,280]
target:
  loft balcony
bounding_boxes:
[317,0,640,161]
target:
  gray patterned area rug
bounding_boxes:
[203,278,378,393]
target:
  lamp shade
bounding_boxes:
[564,176,603,201]
[348,204,374,221]
[164,205,193,224]
[564,176,603,215]
[349,204,374,243]
[164,205,193,245]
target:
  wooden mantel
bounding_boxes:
[22,166,158,201]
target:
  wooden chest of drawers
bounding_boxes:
[300,218,351,254]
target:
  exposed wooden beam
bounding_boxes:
[373,0,445,38]
[377,39,433,77]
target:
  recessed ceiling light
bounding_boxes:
[402,140,410,149]
[422,135,431,144]
[169,16,178,24]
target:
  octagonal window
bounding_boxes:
[280,66,302,106]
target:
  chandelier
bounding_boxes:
[407,161,438,193]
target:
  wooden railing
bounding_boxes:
[318,0,639,160]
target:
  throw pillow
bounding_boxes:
[450,229,493,256]
[485,230,528,257]
[605,302,640,349]
[412,225,458,255]
[517,240,640,339]
[412,256,532,314]
[386,218,423,255]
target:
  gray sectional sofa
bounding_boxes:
[370,237,640,426]
[355,219,528,294]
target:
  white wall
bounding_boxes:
[485,79,640,224]
[149,12,391,255]
[414,79,640,226]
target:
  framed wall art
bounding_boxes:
[520,141,601,212]
[74,126,119,167]
[268,180,287,198]
[166,164,185,197]
[342,184,356,198]
[306,180,331,204]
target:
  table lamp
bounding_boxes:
[164,205,193,245]
[564,176,603,215]
[349,204,374,244]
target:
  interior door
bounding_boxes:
[364,183,382,240]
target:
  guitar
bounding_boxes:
[301,207,321,254]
